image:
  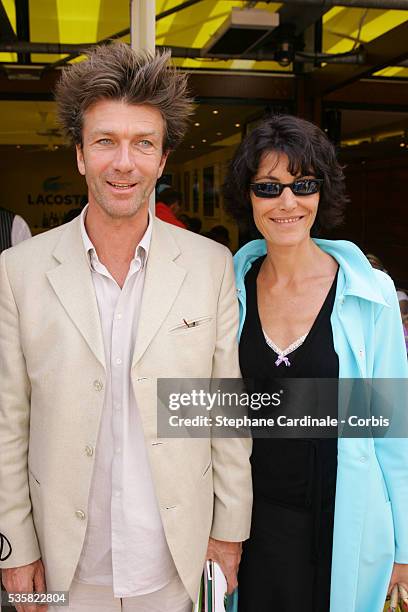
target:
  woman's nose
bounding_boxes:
[278,185,298,210]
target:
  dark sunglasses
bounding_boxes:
[250,178,323,199]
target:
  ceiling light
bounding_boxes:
[194,122,200,127]
[16,145,21,149]
[202,8,279,58]
[190,145,195,149]
[235,123,241,128]
[216,132,222,136]
[212,110,219,115]
[202,139,207,143]
[400,142,406,148]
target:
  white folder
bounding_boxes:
[193,560,228,612]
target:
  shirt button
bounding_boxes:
[115,358,122,366]
[93,380,103,391]
[115,447,121,454]
[116,313,122,320]
[75,510,86,520]
[360,456,367,463]
[115,404,121,411]
[114,491,121,498]
[85,445,94,457]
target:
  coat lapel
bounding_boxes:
[46,218,106,369]
[132,220,186,367]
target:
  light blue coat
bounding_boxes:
[234,238,408,612]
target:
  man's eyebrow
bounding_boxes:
[89,129,159,138]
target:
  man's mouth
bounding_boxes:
[271,216,303,224]
[107,181,137,190]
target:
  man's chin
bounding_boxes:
[96,198,148,219]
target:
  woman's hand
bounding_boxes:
[388,563,408,610]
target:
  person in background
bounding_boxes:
[0,206,31,253]
[205,225,231,249]
[224,113,408,612]
[397,291,408,353]
[366,253,408,355]
[178,213,191,228]
[188,216,202,234]
[155,187,186,229]
[155,179,171,196]
[365,253,387,273]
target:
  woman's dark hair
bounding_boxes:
[223,114,348,234]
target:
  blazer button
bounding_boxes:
[75,510,86,520]
[85,445,94,457]
[93,380,103,391]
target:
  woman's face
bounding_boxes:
[250,151,320,247]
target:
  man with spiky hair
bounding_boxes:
[0,43,252,611]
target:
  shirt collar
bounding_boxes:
[80,203,152,271]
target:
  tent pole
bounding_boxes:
[130,0,156,212]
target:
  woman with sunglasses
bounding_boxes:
[224,114,408,612]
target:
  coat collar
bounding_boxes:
[47,217,106,368]
[47,215,186,370]
[131,218,185,367]
[234,238,389,307]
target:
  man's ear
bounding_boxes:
[76,144,86,176]
[157,150,170,179]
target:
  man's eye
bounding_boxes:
[97,138,113,145]
[139,140,153,148]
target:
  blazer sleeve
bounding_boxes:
[0,250,41,568]
[372,271,408,564]
[209,248,253,542]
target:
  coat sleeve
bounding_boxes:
[209,248,253,542]
[0,250,41,568]
[372,270,408,564]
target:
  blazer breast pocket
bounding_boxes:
[168,316,214,335]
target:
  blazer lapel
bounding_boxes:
[46,218,106,369]
[132,220,186,367]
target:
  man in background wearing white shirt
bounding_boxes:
[0,43,252,612]
[0,207,31,252]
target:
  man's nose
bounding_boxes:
[112,143,134,173]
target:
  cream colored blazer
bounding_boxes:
[0,217,252,602]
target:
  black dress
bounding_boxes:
[238,256,339,612]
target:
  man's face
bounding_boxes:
[76,99,168,219]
